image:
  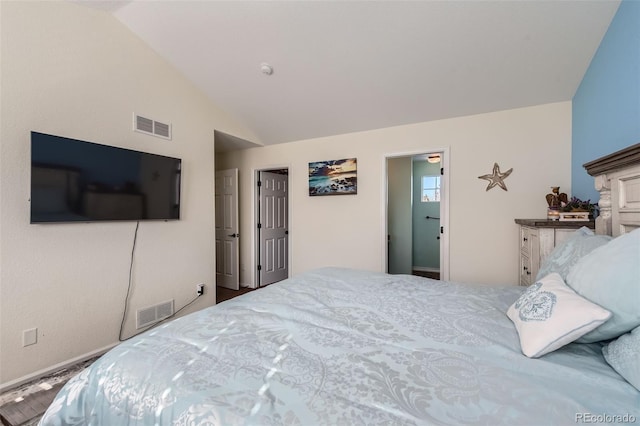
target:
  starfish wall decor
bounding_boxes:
[478,163,513,191]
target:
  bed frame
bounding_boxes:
[584,142,640,237]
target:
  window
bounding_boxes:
[422,176,441,202]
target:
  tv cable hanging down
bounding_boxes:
[118,222,201,342]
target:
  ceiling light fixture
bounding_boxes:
[427,154,441,164]
[260,63,273,76]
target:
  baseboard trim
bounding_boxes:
[0,343,118,393]
[412,266,440,273]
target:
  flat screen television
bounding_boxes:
[31,131,181,223]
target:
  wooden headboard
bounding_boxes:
[584,143,640,237]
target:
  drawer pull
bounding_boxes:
[523,237,528,242]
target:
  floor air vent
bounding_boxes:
[136,300,174,329]
[134,113,172,140]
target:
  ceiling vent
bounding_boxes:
[134,113,172,140]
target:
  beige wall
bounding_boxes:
[217,101,572,288]
[0,1,256,386]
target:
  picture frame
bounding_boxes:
[308,158,357,196]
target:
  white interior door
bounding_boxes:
[259,171,288,286]
[215,168,239,290]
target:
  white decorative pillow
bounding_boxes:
[507,273,611,358]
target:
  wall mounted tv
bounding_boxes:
[31,132,181,223]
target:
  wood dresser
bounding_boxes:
[514,219,595,286]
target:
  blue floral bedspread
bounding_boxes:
[40,268,640,425]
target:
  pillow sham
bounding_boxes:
[567,228,640,343]
[507,273,611,358]
[603,326,640,391]
[536,226,611,281]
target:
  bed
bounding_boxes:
[40,145,640,425]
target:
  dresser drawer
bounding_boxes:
[519,253,533,286]
[520,227,536,257]
[520,226,539,259]
[518,226,539,285]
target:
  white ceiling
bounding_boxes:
[88,1,620,148]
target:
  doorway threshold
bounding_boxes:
[412,267,440,280]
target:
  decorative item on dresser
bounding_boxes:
[514,219,595,286]
[545,186,567,220]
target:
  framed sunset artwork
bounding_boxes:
[308,158,357,196]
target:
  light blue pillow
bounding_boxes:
[536,226,611,281]
[567,228,640,343]
[603,326,640,391]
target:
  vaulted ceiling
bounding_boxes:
[83,1,620,148]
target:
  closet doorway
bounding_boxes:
[385,149,449,280]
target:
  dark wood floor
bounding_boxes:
[0,356,98,426]
[216,285,258,303]
[413,270,440,280]
[0,384,63,426]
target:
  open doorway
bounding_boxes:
[255,168,290,287]
[214,130,262,292]
[385,149,449,281]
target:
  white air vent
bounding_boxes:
[134,113,172,140]
[136,299,174,329]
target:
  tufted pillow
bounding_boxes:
[567,228,640,343]
[603,326,640,391]
[536,226,611,281]
[507,273,611,358]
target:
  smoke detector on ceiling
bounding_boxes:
[260,63,273,76]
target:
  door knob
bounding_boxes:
[228,233,239,238]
